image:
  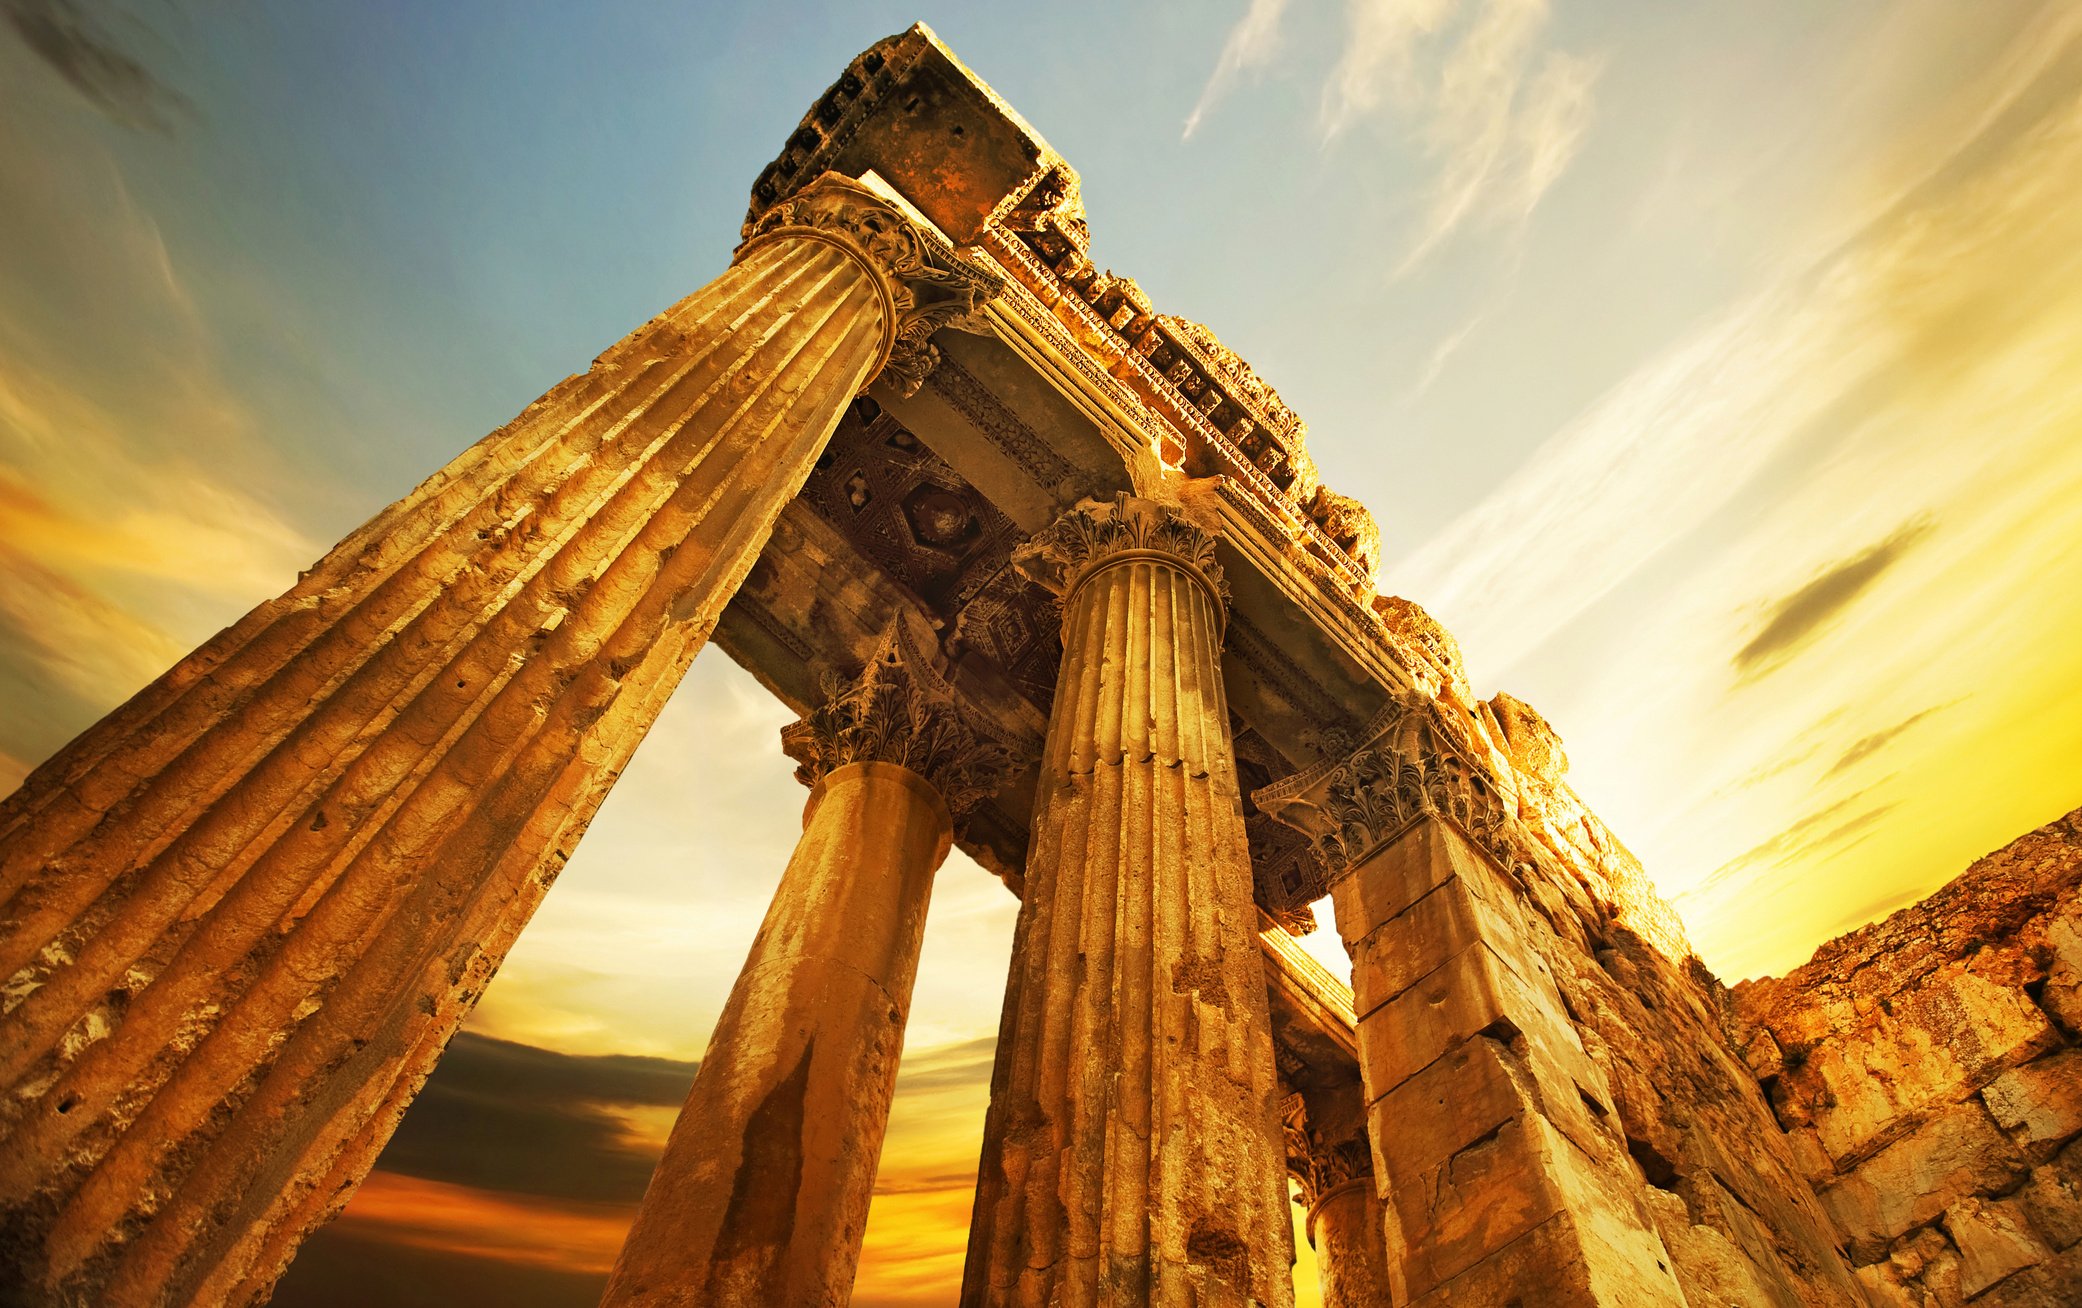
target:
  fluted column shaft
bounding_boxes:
[606,762,950,1307]
[602,617,1005,1307]
[0,173,997,1307]
[961,495,1294,1308]
[1307,1182,1394,1307]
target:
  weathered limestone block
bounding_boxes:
[1968,1241,2082,1308]
[1258,694,1862,1304]
[1388,1105,1680,1302]
[1820,1101,2030,1253]
[1486,691,1568,788]
[1983,1050,2082,1161]
[1334,824,1681,1305]
[2018,1139,2082,1250]
[1370,1026,1609,1192]
[0,171,1000,1307]
[1640,1187,1778,1308]
[1734,807,2082,1300]
[2042,915,2082,1036]
[1401,1203,1679,1308]
[1853,1226,1965,1307]
[1945,1195,2051,1298]
[1774,965,2060,1163]
[602,619,1006,1307]
[961,494,1293,1307]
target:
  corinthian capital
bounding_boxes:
[1010,493,1231,623]
[738,172,1005,397]
[1253,694,1515,879]
[779,615,1012,815]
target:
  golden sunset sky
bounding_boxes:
[3,2,2079,1305]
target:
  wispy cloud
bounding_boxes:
[1,0,189,131]
[1184,0,1597,265]
[1383,0,1599,268]
[1390,2,2082,980]
[1825,702,1954,778]
[1406,308,1485,400]
[1733,518,1933,676]
[1183,0,1292,139]
[1684,797,1899,902]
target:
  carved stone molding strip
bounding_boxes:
[742,30,921,230]
[729,589,818,666]
[980,223,1377,593]
[926,355,1078,491]
[739,173,1005,397]
[780,615,1012,814]
[1226,611,1351,745]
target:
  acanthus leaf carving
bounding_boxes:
[1253,692,1517,880]
[779,613,1013,815]
[1009,492,1231,623]
[739,173,1005,398]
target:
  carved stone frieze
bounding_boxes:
[1253,693,1516,880]
[780,615,1012,814]
[739,173,1004,396]
[998,161,1090,259]
[926,355,1078,492]
[1009,492,1230,622]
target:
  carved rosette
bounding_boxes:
[737,173,1005,397]
[779,616,1012,815]
[1009,492,1231,629]
[1254,693,1516,879]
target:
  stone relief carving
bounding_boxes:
[1253,693,1515,878]
[742,31,917,230]
[800,397,1021,615]
[780,615,1012,814]
[1009,492,1230,617]
[740,173,1004,396]
[925,355,1078,491]
[1279,1091,1374,1206]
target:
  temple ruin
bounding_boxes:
[1,21,2077,1307]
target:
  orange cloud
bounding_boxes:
[329,1171,634,1279]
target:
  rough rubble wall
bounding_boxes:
[1448,689,1867,1305]
[1735,806,2082,1307]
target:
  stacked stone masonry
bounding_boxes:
[1736,807,2082,1307]
[0,17,2074,1308]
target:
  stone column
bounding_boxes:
[1256,699,1685,1306]
[601,619,1007,1307]
[1280,1087,1393,1307]
[1308,1182,1396,1307]
[0,173,1000,1308]
[961,493,1295,1308]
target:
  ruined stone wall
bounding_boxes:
[1455,691,1868,1304]
[1735,806,2082,1306]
